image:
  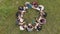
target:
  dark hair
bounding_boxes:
[18,6,24,10]
[40,19,45,23]
[37,25,42,31]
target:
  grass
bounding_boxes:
[0,0,60,34]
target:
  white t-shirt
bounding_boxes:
[18,16,24,22]
[38,5,44,11]
[32,6,40,11]
[35,7,40,11]
[19,26,24,30]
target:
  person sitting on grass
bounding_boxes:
[18,6,28,17]
[32,1,41,11]
[26,23,33,32]
[37,16,46,25]
[38,5,46,18]
[25,2,32,8]
[32,1,38,8]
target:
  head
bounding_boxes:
[28,23,32,28]
[32,1,38,7]
[18,6,24,11]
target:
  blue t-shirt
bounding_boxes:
[26,4,32,8]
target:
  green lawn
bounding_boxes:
[0,0,60,34]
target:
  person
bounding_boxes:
[37,16,46,25]
[26,23,33,32]
[18,6,27,17]
[31,1,41,11]
[25,2,32,8]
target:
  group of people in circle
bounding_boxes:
[16,1,47,32]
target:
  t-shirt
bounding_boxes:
[26,4,32,8]
[38,5,44,11]
[19,26,24,30]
